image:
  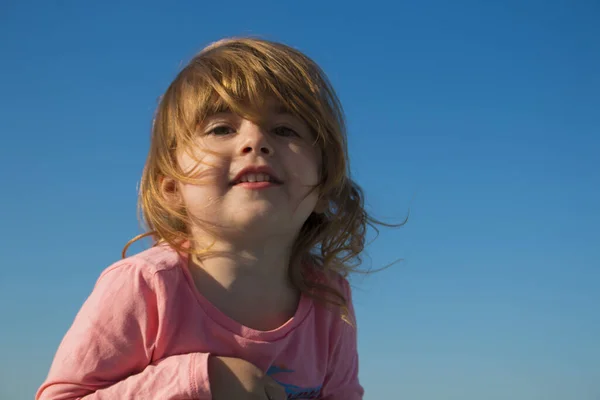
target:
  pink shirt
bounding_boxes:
[36,245,363,399]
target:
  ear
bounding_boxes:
[159,176,183,206]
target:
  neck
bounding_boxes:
[189,228,297,289]
[186,232,302,330]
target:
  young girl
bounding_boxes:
[37,37,373,400]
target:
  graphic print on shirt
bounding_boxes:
[266,365,322,400]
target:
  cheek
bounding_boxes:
[177,149,229,182]
[175,153,230,212]
[287,143,321,184]
[306,162,320,186]
[178,183,226,222]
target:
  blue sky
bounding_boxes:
[1,0,599,399]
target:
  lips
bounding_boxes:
[231,166,283,185]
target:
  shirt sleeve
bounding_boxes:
[320,276,365,400]
[35,262,212,400]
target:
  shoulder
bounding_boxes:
[96,244,186,290]
[303,265,357,325]
[304,265,353,300]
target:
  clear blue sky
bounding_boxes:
[1,1,599,399]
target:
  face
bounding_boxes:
[173,101,321,245]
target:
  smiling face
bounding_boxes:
[138,38,353,270]
[175,101,321,244]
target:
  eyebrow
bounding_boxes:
[206,103,232,115]
[272,104,293,115]
[204,103,296,119]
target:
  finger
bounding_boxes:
[264,387,287,400]
[263,376,287,400]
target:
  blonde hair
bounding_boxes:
[124,37,396,313]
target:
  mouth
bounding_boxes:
[231,166,283,186]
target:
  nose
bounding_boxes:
[238,122,274,156]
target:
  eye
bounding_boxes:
[207,125,235,136]
[272,126,299,137]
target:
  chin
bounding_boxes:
[230,208,294,234]
[234,211,280,228]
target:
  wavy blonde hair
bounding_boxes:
[124,37,394,313]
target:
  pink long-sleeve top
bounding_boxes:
[36,244,363,399]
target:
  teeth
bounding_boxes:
[239,173,271,183]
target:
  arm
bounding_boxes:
[320,278,365,400]
[36,263,211,400]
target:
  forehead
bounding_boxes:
[204,96,299,121]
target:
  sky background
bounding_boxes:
[1,0,599,399]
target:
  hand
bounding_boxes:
[208,356,287,400]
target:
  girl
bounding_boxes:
[37,37,375,400]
